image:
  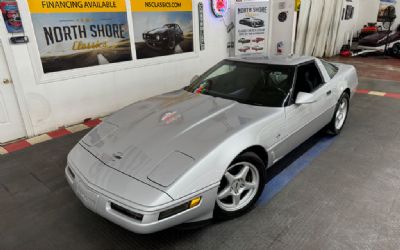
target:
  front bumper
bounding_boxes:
[65,164,217,234]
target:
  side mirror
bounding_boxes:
[295,92,316,105]
[190,75,200,84]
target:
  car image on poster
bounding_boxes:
[132,0,194,59]
[235,1,269,56]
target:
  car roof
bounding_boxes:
[227,55,315,66]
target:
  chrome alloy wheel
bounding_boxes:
[217,162,260,212]
[335,97,348,130]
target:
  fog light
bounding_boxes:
[189,197,201,208]
[158,197,201,221]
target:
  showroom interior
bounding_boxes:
[1,0,400,248]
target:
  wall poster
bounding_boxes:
[0,0,23,33]
[235,1,269,56]
[131,0,194,59]
[28,0,132,73]
[378,0,397,22]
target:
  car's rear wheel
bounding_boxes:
[214,152,266,220]
[327,92,350,135]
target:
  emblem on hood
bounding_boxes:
[160,111,182,125]
[112,152,123,160]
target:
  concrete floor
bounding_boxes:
[332,55,400,82]
[1,78,400,249]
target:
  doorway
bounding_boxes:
[0,41,26,144]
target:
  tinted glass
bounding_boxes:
[321,60,339,79]
[293,62,324,100]
[186,60,295,107]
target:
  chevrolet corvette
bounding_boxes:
[66,56,358,234]
[142,23,184,50]
[239,17,264,28]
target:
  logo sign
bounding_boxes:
[278,11,288,22]
[161,111,182,125]
[212,0,228,17]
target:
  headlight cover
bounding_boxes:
[148,151,194,187]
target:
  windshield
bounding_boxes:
[186,60,295,107]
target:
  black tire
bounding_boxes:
[214,152,266,220]
[392,43,400,57]
[327,92,350,135]
[167,37,176,50]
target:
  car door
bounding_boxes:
[312,59,336,128]
[0,41,26,143]
[281,60,334,158]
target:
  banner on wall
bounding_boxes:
[0,0,23,33]
[295,0,300,12]
[131,0,194,59]
[378,0,397,22]
[28,0,132,73]
[235,1,269,56]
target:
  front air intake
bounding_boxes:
[110,202,144,222]
[67,167,75,179]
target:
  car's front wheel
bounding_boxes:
[214,152,266,220]
[167,37,176,50]
[392,43,400,57]
[327,92,350,135]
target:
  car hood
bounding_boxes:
[146,27,168,35]
[79,90,274,189]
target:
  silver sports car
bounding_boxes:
[66,56,358,234]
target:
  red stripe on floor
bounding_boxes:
[84,118,101,128]
[385,92,400,99]
[356,89,370,94]
[47,128,71,139]
[3,140,31,153]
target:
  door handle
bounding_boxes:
[3,79,11,84]
[326,90,332,96]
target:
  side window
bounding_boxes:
[321,60,338,79]
[205,64,237,79]
[293,62,324,99]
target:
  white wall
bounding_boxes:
[269,0,295,56]
[355,0,380,35]
[6,0,234,137]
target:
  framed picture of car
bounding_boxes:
[235,1,269,56]
[132,0,194,60]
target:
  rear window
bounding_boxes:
[321,60,339,79]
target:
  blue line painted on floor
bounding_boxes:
[257,136,336,206]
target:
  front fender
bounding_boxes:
[164,123,269,200]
